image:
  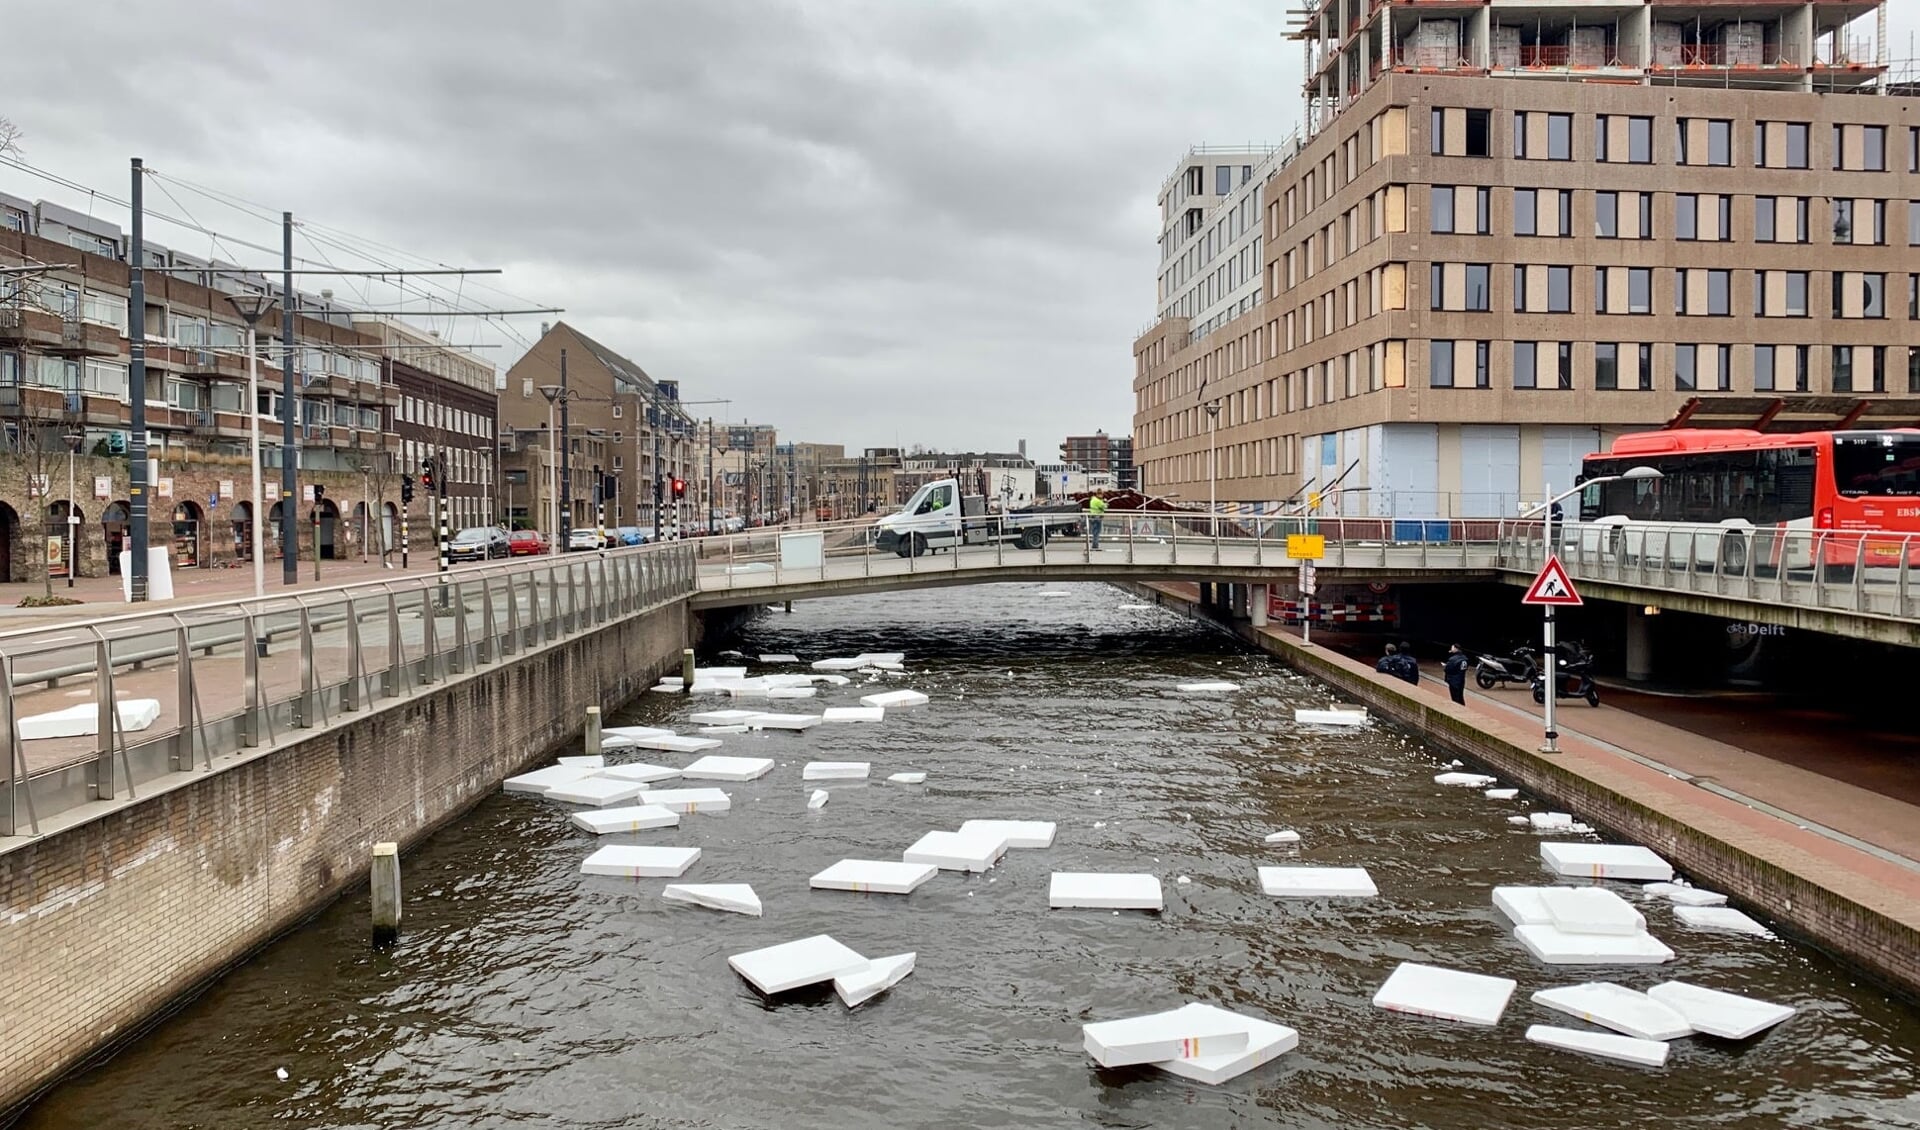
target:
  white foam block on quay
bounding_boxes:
[1371,962,1517,1026]
[728,934,869,995]
[958,819,1056,849]
[680,755,775,782]
[834,953,915,1008]
[1485,788,1519,800]
[597,762,681,783]
[822,706,886,723]
[1673,905,1771,937]
[1177,681,1241,693]
[503,765,598,794]
[1645,981,1795,1040]
[637,787,732,814]
[544,777,649,807]
[1435,772,1498,788]
[1294,707,1368,725]
[1265,830,1302,844]
[662,883,762,916]
[811,859,939,895]
[803,761,871,781]
[860,689,929,709]
[811,657,866,671]
[696,667,748,680]
[602,726,676,740]
[1258,866,1378,898]
[629,735,727,754]
[1493,886,1561,927]
[808,789,829,810]
[1541,843,1675,883]
[1644,882,1729,907]
[1514,925,1675,965]
[1526,1024,1670,1068]
[904,829,1009,872]
[1049,872,1163,910]
[557,755,605,768]
[1150,1004,1300,1086]
[887,772,926,784]
[1531,983,1694,1041]
[759,654,801,664]
[1539,887,1647,936]
[1082,1006,1253,1069]
[569,804,681,835]
[743,713,823,731]
[19,699,162,740]
[689,709,759,725]
[580,844,701,878]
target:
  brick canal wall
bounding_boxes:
[0,597,695,1115]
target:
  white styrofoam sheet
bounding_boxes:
[903,829,1008,872]
[1435,772,1498,788]
[887,772,927,784]
[1530,812,1579,831]
[743,713,822,731]
[811,859,939,895]
[503,764,598,795]
[859,689,929,709]
[1539,887,1648,936]
[569,804,681,835]
[544,777,648,807]
[1264,830,1301,845]
[1643,882,1728,907]
[17,698,162,740]
[597,762,681,784]
[1150,1003,1299,1086]
[1372,962,1517,1026]
[628,734,726,754]
[834,953,915,1008]
[580,844,701,878]
[1514,925,1675,965]
[1083,1006,1253,1068]
[811,657,867,671]
[680,755,775,782]
[637,787,732,814]
[957,819,1056,849]
[808,789,829,810]
[855,653,904,664]
[1485,788,1519,800]
[1673,905,1771,937]
[1531,982,1694,1041]
[1294,708,1367,726]
[1492,886,1559,927]
[822,706,886,723]
[809,674,853,687]
[1049,872,1163,910]
[728,934,869,995]
[758,654,801,664]
[1540,842,1675,883]
[557,755,605,768]
[601,726,676,740]
[1645,981,1795,1040]
[768,687,817,700]
[1258,866,1378,898]
[1526,1024,1670,1067]
[689,709,759,725]
[696,667,749,680]
[662,883,762,916]
[1176,682,1241,693]
[803,761,871,781]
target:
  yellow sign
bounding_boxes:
[1307,491,1323,511]
[1287,534,1325,560]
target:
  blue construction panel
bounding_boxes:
[1392,520,1451,543]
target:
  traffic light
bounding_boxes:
[420,457,435,491]
[671,477,686,499]
[401,475,414,504]
[312,484,326,503]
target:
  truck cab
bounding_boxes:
[873,478,1081,557]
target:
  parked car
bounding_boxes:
[447,526,510,562]
[567,526,608,552]
[507,529,549,557]
[614,526,647,546]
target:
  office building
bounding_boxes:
[1060,431,1136,490]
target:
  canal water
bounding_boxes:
[24,585,1920,1129]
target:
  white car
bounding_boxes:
[567,527,608,552]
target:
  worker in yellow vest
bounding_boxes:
[1087,492,1109,550]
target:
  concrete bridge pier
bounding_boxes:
[1626,605,1654,683]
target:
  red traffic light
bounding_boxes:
[671,477,686,498]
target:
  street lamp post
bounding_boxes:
[1204,399,1221,536]
[225,292,277,599]
[539,351,572,554]
[63,432,82,588]
[1521,465,1662,753]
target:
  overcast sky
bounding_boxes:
[5,1,1914,455]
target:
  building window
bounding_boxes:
[1786,271,1808,317]
[1832,345,1853,391]
[1465,264,1490,311]
[1676,344,1697,391]
[1707,269,1730,316]
[1755,344,1776,392]
[1865,126,1887,172]
[1637,343,1654,391]
[1910,348,1920,393]
[1431,186,1455,233]
[1515,189,1537,236]
[1547,266,1571,313]
[1430,263,1446,310]
[1556,342,1573,389]
[1756,200,1775,243]
[1513,265,1529,312]
[1595,343,1619,390]
[1708,119,1732,165]
[1757,121,1811,169]
[1676,194,1697,240]
[1548,113,1572,160]
[1473,340,1490,388]
[1596,192,1618,238]
[1472,186,1490,234]
[1715,195,1732,240]
[1629,267,1651,314]
[1514,342,1536,389]
[1911,274,1919,320]
[1429,340,1454,388]
[1464,109,1490,157]
[1629,116,1652,163]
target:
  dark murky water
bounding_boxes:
[23,585,1920,1129]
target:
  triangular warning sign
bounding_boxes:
[1522,555,1583,606]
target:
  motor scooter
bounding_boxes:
[1532,642,1600,707]
[1473,646,1538,690]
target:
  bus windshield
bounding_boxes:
[1831,434,1920,497]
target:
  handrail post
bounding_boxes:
[242,610,264,743]
[1899,535,1913,618]
[342,599,364,711]
[419,588,439,685]
[503,571,520,656]
[171,618,194,771]
[90,632,115,800]
[383,590,406,699]
[296,605,316,727]
[1851,536,1868,610]
[1813,532,1829,604]
[0,654,37,837]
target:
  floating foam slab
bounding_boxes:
[597,762,680,783]
[18,699,163,740]
[1177,682,1241,693]
[1049,872,1163,910]
[808,789,829,810]
[1485,788,1519,800]
[1492,886,1561,927]
[700,725,750,735]
[503,764,598,794]
[822,706,885,723]
[1435,772,1497,788]
[1673,905,1771,937]
[1526,1024,1670,1067]
[557,755,605,768]
[1645,981,1795,1040]
[860,689,929,709]
[811,859,938,895]
[1150,1003,1299,1086]
[696,667,748,680]
[728,934,869,995]
[686,682,733,695]
[803,761,871,781]
[1644,882,1728,908]
[545,777,649,807]
[680,755,775,782]
[958,819,1056,849]
[580,844,701,878]
[904,829,1009,872]
[855,653,905,664]
[1083,1006,1253,1069]
[1541,843,1674,883]
[1514,925,1675,965]
[570,804,681,835]
[1264,830,1302,845]
[1539,887,1647,936]
[811,657,867,671]
[1531,983,1694,1041]
[637,787,732,813]
[1372,962,1517,1026]
[655,678,684,689]
[768,687,817,700]
[1530,812,1578,831]
[759,654,801,664]
[602,726,676,740]
[1294,708,1367,726]
[628,734,726,754]
[650,685,682,694]
[1258,866,1378,897]
[834,952,915,1008]
[743,713,823,731]
[724,682,772,698]
[868,661,905,671]
[763,675,816,688]
[809,674,853,687]
[663,883,762,916]
[887,772,927,784]
[689,709,758,725]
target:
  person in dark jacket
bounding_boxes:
[1443,643,1470,705]
[1396,643,1420,686]
[1375,644,1400,678]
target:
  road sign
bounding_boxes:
[1522,556,1583,606]
[1286,534,1326,560]
[1300,560,1318,595]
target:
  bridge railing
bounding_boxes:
[0,539,699,839]
[1497,519,1920,621]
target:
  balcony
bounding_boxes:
[162,346,249,382]
[0,306,62,349]
[50,319,123,359]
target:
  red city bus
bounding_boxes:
[1577,428,1920,572]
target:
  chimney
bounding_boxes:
[1017,439,1026,458]
[540,321,551,337]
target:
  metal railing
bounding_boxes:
[0,540,698,838]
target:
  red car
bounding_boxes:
[507,529,550,556]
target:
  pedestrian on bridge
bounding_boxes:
[1444,643,1470,705]
[1087,492,1109,550]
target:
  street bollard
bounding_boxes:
[371,842,401,944]
[681,647,695,693]
[585,705,602,755]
